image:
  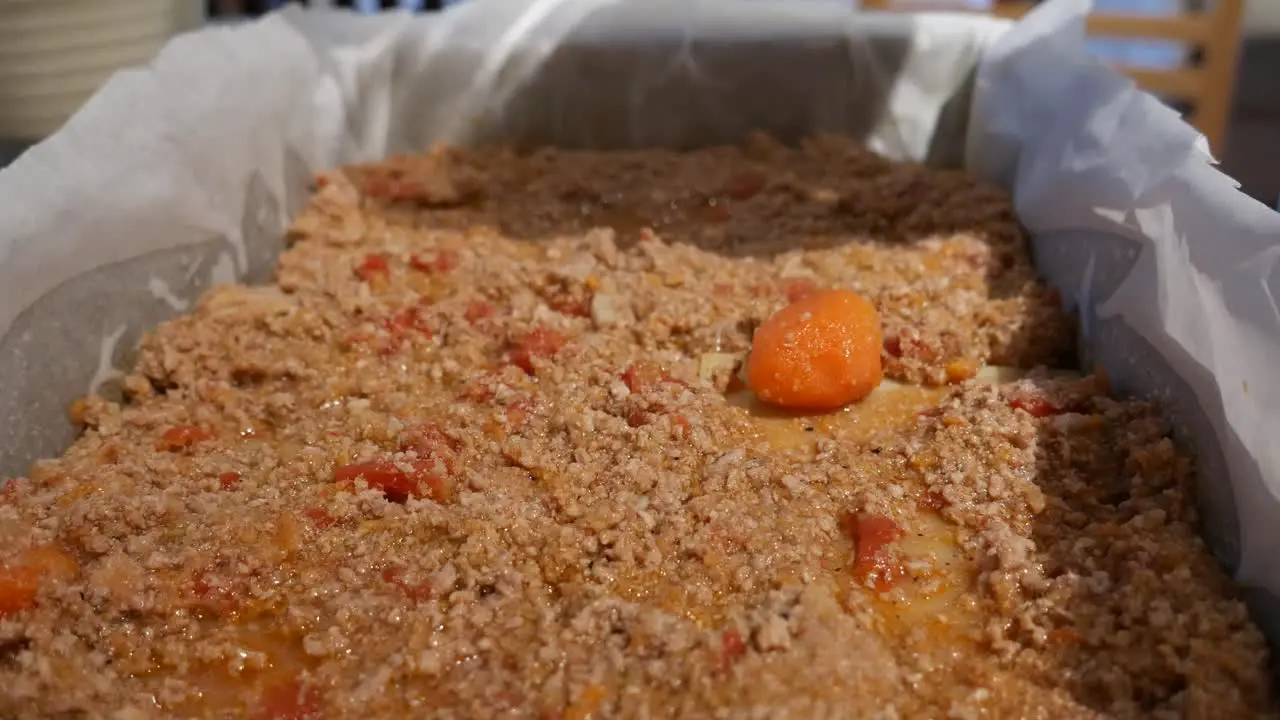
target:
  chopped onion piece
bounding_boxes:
[698,352,742,383]
[590,293,621,327]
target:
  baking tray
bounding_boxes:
[0,0,1278,645]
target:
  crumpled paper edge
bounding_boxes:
[970,0,1280,601]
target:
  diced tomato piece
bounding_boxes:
[1009,395,1064,418]
[355,253,390,283]
[343,331,374,351]
[385,307,433,339]
[303,507,336,529]
[782,278,819,304]
[398,423,459,474]
[218,472,241,489]
[671,414,692,437]
[920,491,946,510]
[405,581,435,603]
[381,566,433,602]
[363,175,421,201]
[465,300,495,324]
[408,255,432,273]
[369,307,435,355]
[882,330,935,362]
[505,398,533,427]
[0,547,77,616]
[333,460,450,504]
[409,249,459,274]
[190,563,247,616]
[908,339,937,363]
[848,514,902,549]
[157,426,211,452]
[621,361,675,394]
[1047,627,1082,647]
[459,370,518,404]
[192,575,213,598]
[433,249,459,273]
[0,479,24,505]
[257,678,323,720]
[721,170,768,200]
[722,628,747,660]
[548,295,590,318]
[622,362,662,393]
[716,628,748,672]
[385,307,430,334]
[884,335,902,357]
[398,421,457,453]
[507,327,566,375]
[0,564,40,617]
[840,512,905,592]
[458,378,496,403]
[333,461,419,503]
[626,409,651,428]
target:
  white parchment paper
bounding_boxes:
[0,0,1277,637]
[970,0,1280,634]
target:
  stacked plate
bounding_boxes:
[0,0,201,141]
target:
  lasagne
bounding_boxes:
[0,135,1271,718]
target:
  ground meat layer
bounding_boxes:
[0,136,1271,719]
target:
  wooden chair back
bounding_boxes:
[861,1,1245,152]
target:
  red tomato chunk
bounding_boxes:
[508,327,566,375]
[841,512,905,592]
[303,508,336,529]
[363,175,422,201]
[465,300,495,323]
[720,628,747,670]
[355,253,390,282]
[410,249,459,274]
[333,460,450,504]
[157,426,211,452]
[1010,395,1064,417]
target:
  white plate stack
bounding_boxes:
[0,0,202,141]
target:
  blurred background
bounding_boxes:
[0,0,1277,205]
[207,1,458,12]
